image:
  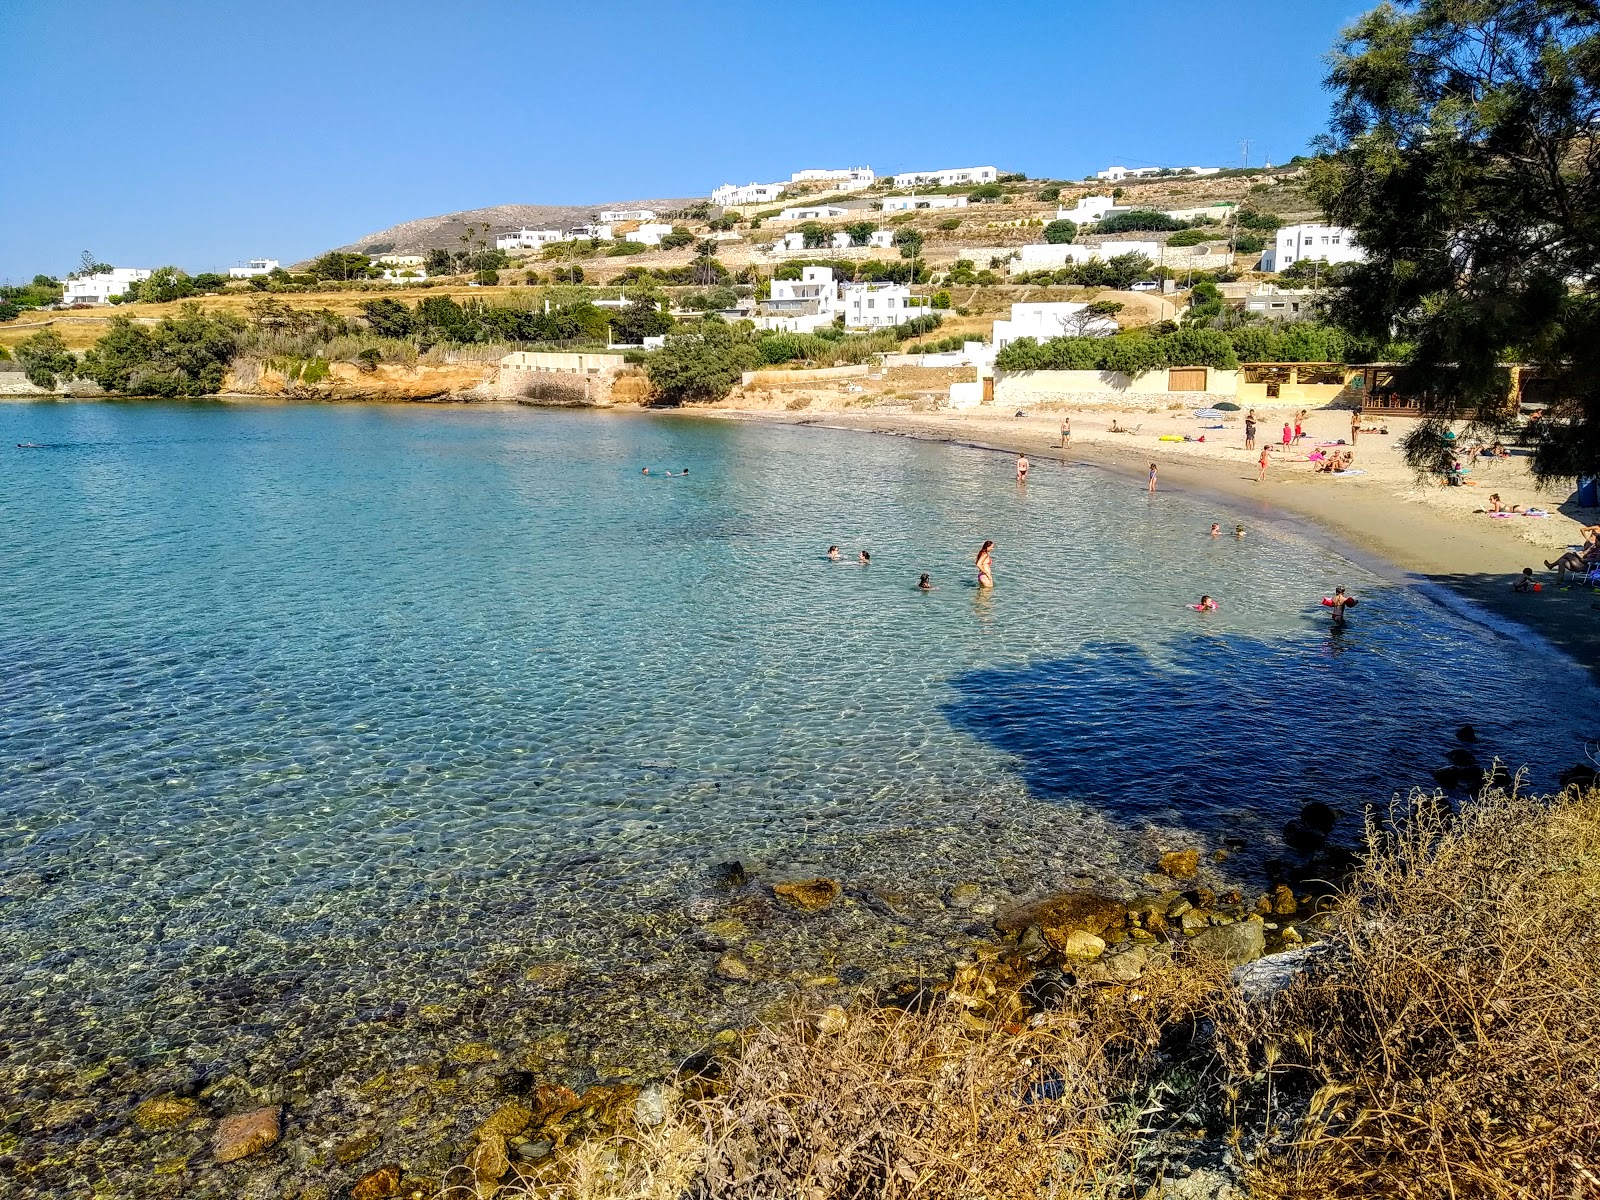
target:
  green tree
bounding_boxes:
[1043,219,1077,244]
[138,266,197,304]
[799,222,830,250]
[361,298,414,338]
[15,329,76,388]
[1097,210,1184,233]
[644,320,760,404]
[610,299,673,344]
[895,229,924,260]
[1036,186,1061,202]
[309,252,376,282]
[845,221,878,246]
[968,183,1003,202]
[79,305,244,396]
[659,228,696,250]
[1185,280,1224,326]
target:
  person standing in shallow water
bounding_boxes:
[1060,417,1071,448]
[975,540,995,589]
[1016,454,1029,482]
[1147,463,1158,495]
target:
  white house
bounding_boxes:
[992,302,1120,351]
[868,229,894,249]
[228,258,279,278]
[777,204,849,221]
[62,268,150,304]
[599,208,655,222]
[755,265,842,333]
[497,229,565,251]
[378,269,429,284]
[1263,224,1364,273]
[842,281,918,329]
[790,167,875,191]
[711,181,786,206]
[771,231,806,251]
[1056,196,1119,224]
[374,253,423,267]
[880,195,968,212]
[627,223,675,246]
[569,223,614,241]
[1096,165,1221,182]
[892,166,997,188]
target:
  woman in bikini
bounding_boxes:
[975,540,995,589]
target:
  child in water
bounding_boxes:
[918,573,935,591]
[827,545,841,560]
[1192,595,1218,612]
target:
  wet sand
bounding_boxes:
[703,403,1600,681]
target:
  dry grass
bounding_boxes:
[1236,784,1600,1199]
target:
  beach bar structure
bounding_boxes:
[1350,363,1544,418]
[1236,362,1357,406]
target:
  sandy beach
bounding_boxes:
[704,401,1600,681]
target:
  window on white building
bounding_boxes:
[867,299,875,308]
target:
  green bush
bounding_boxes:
[1235,232,1266,255]
[995,327,1238,373]
[1166,228,1215,247]
[607,241,649,256]
[1036,186,1061,202]
[659,229,696,250]
[1043,219,1077,244]
[938,217,962,231]
[14,329,76,388]
[79,305,245,395]
[645,320,760,404]
[931,289,952,309]
[1098,210,1184,233]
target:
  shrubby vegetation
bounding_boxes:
[14,329,77,388]
[996,326,1239,373]
[0,275,64,319]
[1042,219,1076,244]
[78,305,245,396]
[1097,209,1185,233]
[1011,252,1158,290]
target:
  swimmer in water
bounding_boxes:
[827,545,841,560]
[859,549,871,565]
[1328,585,1356,625]
[1210,523,1222,538]
[918,573,935,591]
[1016,454,1029,482]
[975,540,995,589]
[1234,524,1246,539]
[1193,595,1218,612]
[641,467,651,474]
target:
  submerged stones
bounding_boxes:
[350,1163,403,1200]
[1159,849,1201,881]
[474,1099,533,1141]
[996,890,1127,951]
[132,1096,197,1132]
[773,877,841,912]
[212,1104,281,1163]
[713,953,752,982]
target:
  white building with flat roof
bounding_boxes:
[842,280,918,329]
[1056,196,1119,224]
[892,166,997,188]
[1096,165,1222,182]
[711,181,786,206]
[570,223,614,241]
[777,204,848,221]
[1262,223,1364,273]
[62,268,150,304]
[598,208,655,222]
[992,301,1119,350]
[880,195,968,212]
[497,229,565,251]
[228,258,279,278]
[790,167,875,191]
[755,265,841,333]
[626,223,674,247]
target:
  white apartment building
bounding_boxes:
[496,229,565,251]
[374,254,423,267]
[711,181,786,206]
[627,222,675,247]
[777,204,848,221]
[1056,196,1119,224]
[841,281,917,329]
[790,167,875,191]
[992,302,1120,351]
[892,166,997,188]
[62,268,150,304]
[1263,224,1364,272]
[755,265,841,333]
[1096,165,1221,182]
[880,195,968,212]
[228,258,279,278]
[570,223,614,241]
[598,208,655,222]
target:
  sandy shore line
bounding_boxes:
[700,403,1600,681]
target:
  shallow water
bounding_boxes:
[0,401,1590,1192]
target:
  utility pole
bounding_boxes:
[1240,139,1252,170]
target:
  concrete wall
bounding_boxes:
[996,368,1239,405]
[740,364,870,387]
[949,381,985,408]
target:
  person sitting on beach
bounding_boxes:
[827,545,841,560]
[1485,441,1511,458]
[1109,419,1127,433]
[1545,547,1599,580]
[1513,567,1536,592]
[1192,594,1218,612]
[918,573,935,591]
[859,549,872,565]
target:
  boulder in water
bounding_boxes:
[773,877,841,911]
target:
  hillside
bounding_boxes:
[327,199,701,258]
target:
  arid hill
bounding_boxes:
[327,199,702,257]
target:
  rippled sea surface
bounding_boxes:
[0,401,1591,1194]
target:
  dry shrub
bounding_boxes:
[1242,785,1600,1199]
[693,957,1223,1200]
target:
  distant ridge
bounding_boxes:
[327,199,702,257]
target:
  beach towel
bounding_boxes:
[1333,469,1366,476]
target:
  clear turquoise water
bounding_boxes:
[0,400,1590,1189]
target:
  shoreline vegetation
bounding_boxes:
[403,781,1600,1200]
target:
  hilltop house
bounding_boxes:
[1096,165,1222,181]
[374,254,424,267]
[790,167,876,191]
[599,208,655,222]
[570,223,614,241]
[62,268,150,304]
[991,301,1120,351]
[1056,196,1120,224]
[880,195,968,212]
[892,166,997,188]
[626,223,675,246]
[841,280,917,329]
[1261,224,1364,273]
[228,258,279,278]
[711,181,786,207]
[868,229,894,249]
[496,229,565,251]
[771,231,806,251]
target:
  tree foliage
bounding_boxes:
[1043,219,1077,244]
[78,305,244,396]
[308,252,378,282]
[1313,0,1600,479]
[15,330,77,388]
[1097,209,1184,233]
[996,327,1240,373]
[645,320,761,404]
[894,229,924,259]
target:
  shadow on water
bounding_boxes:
[940,628,1589,839]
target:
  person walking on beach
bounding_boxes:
[1060,417,1071,448]
[1282,422,1292,452]
[1257,447,1270,482]
[1351,408,1361,445]
[1016,454,1029,482]
[1148,462,1158,495]
[975,540,995,589]
[1244,413,1257,450]
[1293,412,1305,446]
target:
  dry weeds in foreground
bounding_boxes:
[1237,785,1600,1199]
[445,786,1600,1200]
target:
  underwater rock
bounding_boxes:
[212,1105,281,1163]
[712,861,748,890]
[350,1163,402,1200]
[475,1100,533,1141]
[996,891,1126,948]
[468,1133,509,1183]
[132,1096,197,1132]
[713,953,752,982]
[1299,801,1337,835]
[1159,849,1200,880]
[773,878,841,911]
[946,883,983,909]
[332,1128,380,1165]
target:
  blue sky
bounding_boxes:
[0,0,1365,280]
